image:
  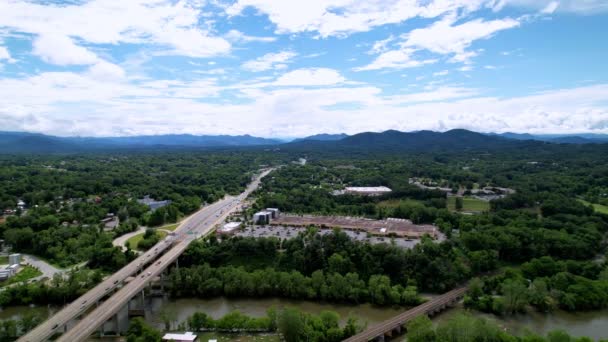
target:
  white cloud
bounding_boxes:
[32,34,99,66]
[225,29,276,43]
[402,15,520,59]
[274,68,345,86]
[226,0,489,38]
[541,1,559,14]
[433,70,449,77]
[356,15,519,71]
[242,51,296,72]
[0,0,231,59]
[0,45,16,63]
[354,49,437,71]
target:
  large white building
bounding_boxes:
[162,332,197,342]
[344,186,392,196]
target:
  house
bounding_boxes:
[162,332,197,342]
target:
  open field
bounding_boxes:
[579,200,608,215]
[447,196,490,212]
[377,199,423,208]
[161,223,180,231]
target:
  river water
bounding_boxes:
[3,297,608,340]
[146,297,608,340]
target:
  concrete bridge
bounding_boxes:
[343,286,468,342]
[19,169,272,342]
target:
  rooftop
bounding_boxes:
[162,332,197,341]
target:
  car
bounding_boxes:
[82,300,87,305]
[113,280,119,284]
[156,261,161,265]
[147,271,152,276]
[105,287,110,291]
[141,274,145,278]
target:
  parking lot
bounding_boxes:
[233,225,443,249]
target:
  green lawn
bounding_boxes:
[578,199,608,215]
[126,230,168,250]
[161,223,179,231]
[447,196,490,212]
[377,199,423,208]
[0,265,42,287]
[0,256,8,265]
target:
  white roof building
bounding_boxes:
[345,186,392,196]
[162,332,197,342]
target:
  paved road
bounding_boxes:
[19,169,271,342]
[22,254,62,280]
[112,227,146,251]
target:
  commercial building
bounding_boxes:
[266,208,280,218]
[217,222,242,235]
[343,186,392,196]
[8,253,20,265]
[162,332,197,341]
[137,195,172,211]
[253,211,272,225]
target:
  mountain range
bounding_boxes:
[0,130,607,154]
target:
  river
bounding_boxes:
[3,297,608,340]
[147,297,608,340]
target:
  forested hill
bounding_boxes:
[285,129,546,153]
[0,132,281,153]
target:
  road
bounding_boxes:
[19,169,271,342]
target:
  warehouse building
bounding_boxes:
[344,186,392,196]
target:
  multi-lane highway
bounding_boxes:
[20,169,272,342]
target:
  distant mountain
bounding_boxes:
[0,132,280,153]
[292,133,348,142]
[287,129,532,152]
[493,132,608,144]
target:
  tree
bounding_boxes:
[455,197,463,211]
[501,280,529,314]
[407,315,435,342]
[278,308,304,342]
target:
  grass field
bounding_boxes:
[0,256,8,265]
[578,199,608,215]
[0,265,42,287]
[127,230,168,250]
[161,223,179,231]
[377,199,423,208]
[447,196,490,212]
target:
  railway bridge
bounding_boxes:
[343,286,468,342]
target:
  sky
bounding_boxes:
[0,0,607,138]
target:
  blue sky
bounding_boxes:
[0,0,607,138]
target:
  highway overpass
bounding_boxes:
[19,169,272,342]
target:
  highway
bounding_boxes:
[19,169,272,342]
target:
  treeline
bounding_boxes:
[0,312,44,342]
[181,230,468,292]
[168,263,423,306]
[465,257,608,314]
[126,307,361,342]
[407,313,603,342]
[0,151,270,267]
[0,269,101,307]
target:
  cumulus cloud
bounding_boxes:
[0,45,16,63]
[354,49,437,71]
[226,0,489,38]
[0,0,231,58]
[274,68,345,86]
[225,29,277,43]
[242,51,297,72]
[356,15,519,70]
[32,34,99,66]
